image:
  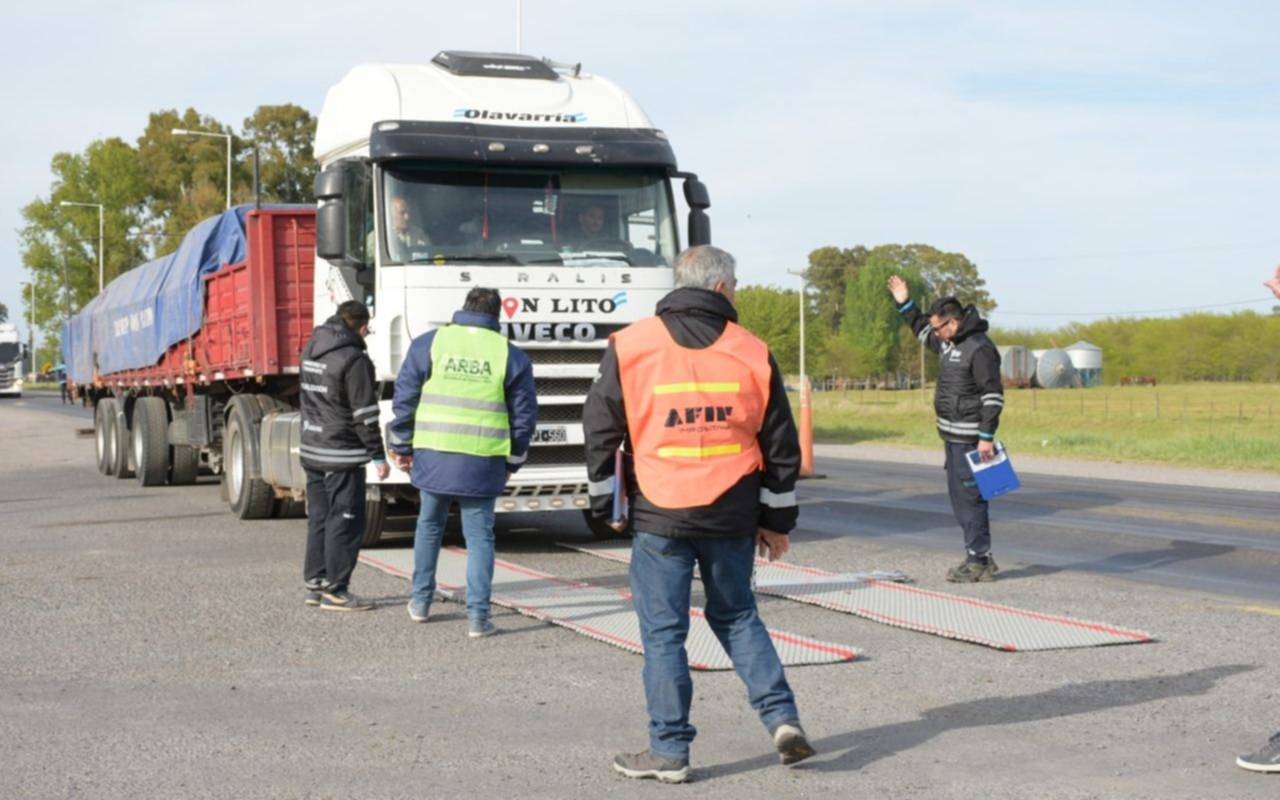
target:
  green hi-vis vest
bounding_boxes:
[414,325,511,457]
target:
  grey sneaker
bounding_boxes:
[304,578,326,607]
[468,618,497,638]
[772,722,817,766]
[407,598,430,623]
[612,750,690,783]
[946,556,999,583]
[320,590,373,612]
[1237,731,1280,773]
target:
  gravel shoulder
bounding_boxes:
[2,400,1277,799]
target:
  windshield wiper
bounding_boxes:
[407,254,520,265]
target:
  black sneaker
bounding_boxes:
[1237,731,1280,773]
[304,578,326,607]
[772,722,816,766]
[320,590,373,612]
[612,750,690,783]
[946,556,999,583]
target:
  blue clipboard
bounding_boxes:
[611,448,629,525]
[965,442,1020,501]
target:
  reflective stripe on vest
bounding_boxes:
[613,316,770,509]
[413,325,511,457]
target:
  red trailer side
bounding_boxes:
[97,209,315,390]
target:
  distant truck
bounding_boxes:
[66,51,714,543]
[0,323,24,397]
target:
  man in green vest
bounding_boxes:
[389,288,537,637]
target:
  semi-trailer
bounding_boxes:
[67,51,714,543]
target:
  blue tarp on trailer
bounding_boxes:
[62,205,309,384]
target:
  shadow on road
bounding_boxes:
[998,539,1236,581]
[702,663,1255,779]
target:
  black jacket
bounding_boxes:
[899,300,1004,444]
[299,316,387,471]
[583,287,801,538]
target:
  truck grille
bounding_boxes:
[524,444,585,467]
[534,376,595,397]
[524,348,603,365]
[0,364,14,389]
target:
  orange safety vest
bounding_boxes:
[613,315,771,509]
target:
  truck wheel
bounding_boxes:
[112,401,134,479]
[224,399,275,519]
[361,497,388,547]
[133,397,170,487]
[95,399,117,476]
[583,510,629,540]
[274,497,306,518]
[170,445,199,486]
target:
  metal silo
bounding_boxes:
[997,345,1033,388]
[1033,348,1081,389]
[1066,340,1104,387]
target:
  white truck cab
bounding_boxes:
[0,323,25,397]
[308,51,712,537]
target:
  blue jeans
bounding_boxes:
[629,531,799,760]
[411,492,497,622]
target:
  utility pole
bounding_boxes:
[27,281,36,378]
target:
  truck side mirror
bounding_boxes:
[315,159,372,267]
[682,176,712,246]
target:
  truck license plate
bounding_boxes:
[532,426,568,444]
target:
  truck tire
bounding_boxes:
[274,497,306,519]
[112,401,134,479]
[361,496,388,547]
[224,398,275,519]
[133,397,170,487]
[583,509,629,540]
[170,445,199,486]
[95,399,117,476]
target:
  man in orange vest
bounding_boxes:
[584,245,812,783]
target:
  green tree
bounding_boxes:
[18,137,149,343]
[242,104,318,203]
[735,285,827,375]
[136,108,242,241]
[0,302,8,323]
[806,245,867,333]
[866,244,996,313]
[838,258,928,379]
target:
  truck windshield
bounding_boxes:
[0,343,20,363]
[380,165,677,267]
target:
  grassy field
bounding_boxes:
[811,382,1280,472]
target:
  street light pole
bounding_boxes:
[172,128,233,209]
[59,200,105,292]
[27,281,36,378]
[786,268,817,478]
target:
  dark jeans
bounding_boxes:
[629,531,799,760]
[945,442,991,557]
[303,467,367,592]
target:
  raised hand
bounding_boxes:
[1265,266,1280,300]
[887,275,910,305]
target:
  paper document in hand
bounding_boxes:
[966,442,1020,500]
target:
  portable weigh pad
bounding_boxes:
[358,547,858,670]
[560,542,1154,652]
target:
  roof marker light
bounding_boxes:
[532,143,550,154]
[377,122,401,132]
[488,142,506,153]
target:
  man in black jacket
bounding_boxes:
[584,245,813,783]
[888,275,1004,582]
[299,300,389,611]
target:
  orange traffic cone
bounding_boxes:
[799,380,816,478]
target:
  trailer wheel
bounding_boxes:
[112,401,134,479]
[95,399,117,476]
[224,399,275,519]
[361,496,388,547]
[170,445,199,486]
[133,397,170,487]
[274,497,307,519]
[583,510,629,540]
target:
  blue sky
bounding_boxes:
[2,0,1277,339]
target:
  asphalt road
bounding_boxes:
[3,392,1278,799]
